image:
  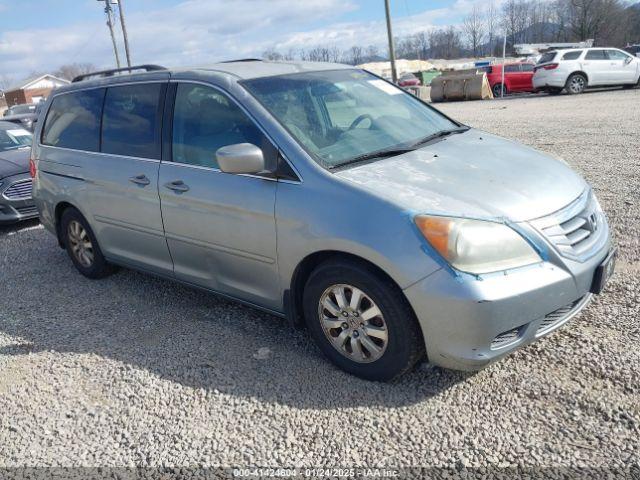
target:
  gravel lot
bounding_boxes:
[1,88,638,474]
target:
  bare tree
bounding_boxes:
[343,46,365,65]
[263,48,284,61]
[463,5,486,57]
[485,1,499,56]
[53,63,96,81]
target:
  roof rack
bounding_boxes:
[72,64,167,83]
[219,58,263,63]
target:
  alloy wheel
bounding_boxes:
[317,284,388,363]
[569,75,585,93]
[67,220,94,268]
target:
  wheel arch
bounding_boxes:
[569,70,589,84]
[54,201,79,248]
[285,250,417,329]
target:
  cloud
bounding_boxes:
[0,0,500,79]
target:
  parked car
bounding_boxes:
[0,121,37,224]
[533,48,640,94]
[2,103,40,131]
[484,62,536,97]
[397,72,421,87]
[32,62,615,381]
[624,44,640,57]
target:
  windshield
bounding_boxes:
[242,70,457,169]
[0,127,33,151]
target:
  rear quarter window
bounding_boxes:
[41,89,105,151]
[562,51,583,60]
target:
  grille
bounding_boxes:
[536,297,585,335]
[531,191,605,261]
[3,179,33,200]
[16,205,38,216]
[491,326,524,350]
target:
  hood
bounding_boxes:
[0,148,31,179]
[334,129,586,222]
[2,113,37,123]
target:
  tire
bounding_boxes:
[565,73,587,94]
[60,207,115,279]
[492,83,507,97]
[303,259,424,381]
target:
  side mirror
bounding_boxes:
[216,143,265,175]
[624,56,633,65]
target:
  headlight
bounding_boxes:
[415,215,541,274]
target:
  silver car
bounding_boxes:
[31,62,615,381]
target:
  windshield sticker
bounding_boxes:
[368,79,403,95]
[7,129,31,137]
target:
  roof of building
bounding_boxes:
[5,74,70,92]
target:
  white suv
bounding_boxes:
[533,48,640,94]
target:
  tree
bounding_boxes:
[53,63,96,81]
[463,5,486,57]
[343,46,365,65]
[485,1,499,56]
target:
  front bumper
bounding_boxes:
[404,220,611,371]
[0,173,37,224]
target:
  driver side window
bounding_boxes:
[172,84,268,169]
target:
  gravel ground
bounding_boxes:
[0,88,638,475]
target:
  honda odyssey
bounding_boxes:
[31,61,615,380]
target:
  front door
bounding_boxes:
[605,49,638,83]
[158,83,281,309]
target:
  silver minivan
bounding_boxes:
[31,61,615,381]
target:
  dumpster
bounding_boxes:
[430,69,493,102]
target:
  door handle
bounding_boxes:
[164,180,190,193]
[129,174,150,186]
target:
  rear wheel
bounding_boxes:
[303,259,424,381]
[60,208,115,279]
[492,83,507,97]
[565,73,587,94]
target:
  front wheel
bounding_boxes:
[303,259,425,381]
[565,73,587,94]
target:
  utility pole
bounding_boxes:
[501,34,507,98]
[101,0,121,68]
[117,0,132,67]
[384,0,398,83]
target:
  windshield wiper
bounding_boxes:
[329,146,416,170]
[329,126,470,170]
[408,126,470,149]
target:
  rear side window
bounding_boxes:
[562,51,583,60]
[42,89,105,151]
[504,64,519,72]
[538,52,557,64]
[585,50,607,60]
[101,83,163,159]
[520,64,534,72]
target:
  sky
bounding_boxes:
[0,0,485,82]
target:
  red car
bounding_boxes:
[484,63,535,97]
[397,72,421,87]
